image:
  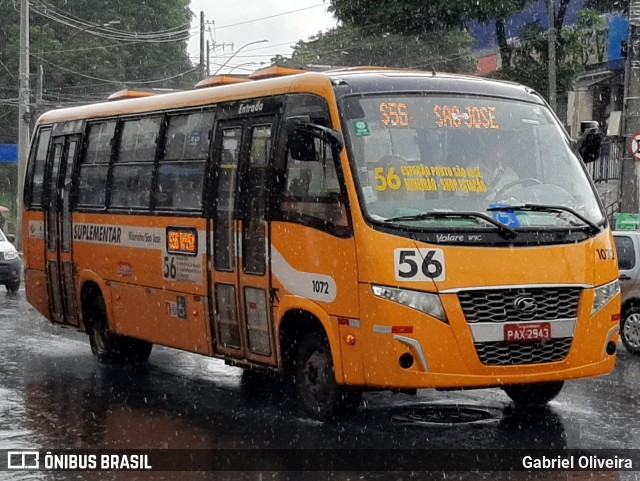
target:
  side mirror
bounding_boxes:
[287,123,344,162]
[576,120,603,163]
[6,233,15,244]
[288,129,317,162]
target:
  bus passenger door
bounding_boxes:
[209,119,277,365]
[44,135,80,326]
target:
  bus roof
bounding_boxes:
[36,69,543,126]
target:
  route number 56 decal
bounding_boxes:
[394,248,446,282]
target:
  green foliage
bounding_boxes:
[328,0,531,34]
[276,25,477,73]
[328,0,534,68]
[0,0,198,207]
[0,164,18,222]
[575,10,608,65]
[488,21,586,95]
[0,0,198,143]
[585,0,628,13]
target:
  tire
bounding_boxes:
[87,295,152,364]
[5,279,20,294]
[294,332,361,421]
[502,381,564,406]
[621,306,640,354]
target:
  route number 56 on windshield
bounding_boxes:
[394,248,446,282]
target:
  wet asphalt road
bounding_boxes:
[2,287,640,481]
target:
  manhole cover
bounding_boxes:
[392,405,498,425]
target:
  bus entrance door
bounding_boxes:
[44,135,80,326]
[209,120,277,366]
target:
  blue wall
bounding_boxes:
[0,145,18,163]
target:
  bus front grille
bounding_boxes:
[458,287,582,324]
[474,338,573,366]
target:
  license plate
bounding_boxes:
[504,323,551,343]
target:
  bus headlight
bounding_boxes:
[592,280,620,315]
[4,249,18,260]
[372,285,448,324]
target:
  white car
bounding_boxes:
[614,230,640,354]
[0,229,21,293]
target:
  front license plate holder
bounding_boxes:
[504,322,551,343]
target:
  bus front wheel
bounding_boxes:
[502,381,564,406]
[294,332,361,421]
[87,296,152,364]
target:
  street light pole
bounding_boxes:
[226,62,263,74]
[620,0,640,213]
[212,39,268,76]
[546,0,557,111]
[16,0,30,250]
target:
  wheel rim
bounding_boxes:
[92,317,107,352]
[623,313,640,350]
[303,349,331,405]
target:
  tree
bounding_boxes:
[0,0,198,145]
[327,0,534,68]
[585,0,628,13]
[0,0,198,220]
[275,25,477,74]
[489,18,595,96]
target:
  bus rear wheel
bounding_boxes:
[502,381,564,406]
[87,296,152,364]
[294,332,361,421]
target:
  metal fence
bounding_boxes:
[585,139,620,183]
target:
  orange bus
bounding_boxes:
[22,67,620,420]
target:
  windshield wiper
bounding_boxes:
[383,211,518,239]
[487,203,601,233]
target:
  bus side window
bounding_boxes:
[77,121,115,208]
[110,116,160,209]
[26,128,52,209]
[281,134,348,230]
[156,111,213,211]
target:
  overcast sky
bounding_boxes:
[187,0,338,76]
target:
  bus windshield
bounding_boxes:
[342,95,604,230]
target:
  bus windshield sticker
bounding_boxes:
[373,164,487,195]
[394,248,446,282]
[353,121,371,137]
[489,204,521,228]
[433,105,500,129]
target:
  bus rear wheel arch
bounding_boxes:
[82,287,152,364]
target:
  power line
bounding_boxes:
[214,4,328,30]
[34,55,198,85]
[30,0,192,43]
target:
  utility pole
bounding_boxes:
[546,0,557,111]
[16,0,30,250]
[620,0,640,213]
[206,40,210,76]
[199,11,205,80]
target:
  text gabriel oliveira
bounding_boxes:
[523,455,632,470]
